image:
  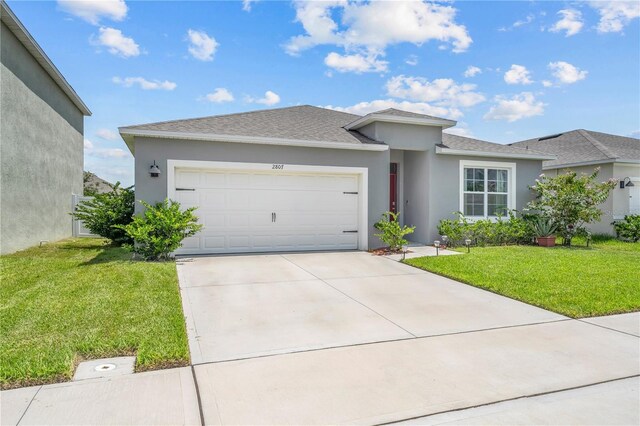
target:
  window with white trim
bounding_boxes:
[460,161,515,218]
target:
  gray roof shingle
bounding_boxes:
[122,105,382,145]
[371,108,453,121]
[510,129,640,167]
[441,133,549,157]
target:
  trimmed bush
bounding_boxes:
[374,211,416,251]
[72,183,135,245]
[437,211,536,247]
[117,199,203,261]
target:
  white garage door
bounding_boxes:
[173,167,360,254]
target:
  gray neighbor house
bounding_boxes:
[512,130,640,234]
[119,106,555,255]
[0,1,91,254]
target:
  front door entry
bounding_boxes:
[390,163,398,214]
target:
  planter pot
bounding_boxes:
[537,236,556,247]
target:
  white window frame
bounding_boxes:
[459,160,517,220]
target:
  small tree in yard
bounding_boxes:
[527,169,616,245]
[374,211,416,252]
[117,199,203,261]
[72,183,135,245]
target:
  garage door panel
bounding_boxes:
[174,167,360,254]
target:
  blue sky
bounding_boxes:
[8,0,640,186]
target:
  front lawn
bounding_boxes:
[0,238,189,389]
[404,237,640,318]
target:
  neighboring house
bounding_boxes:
[83,171,113,195]
[120,105,552,255]
[511,130,640,235]
[0,1,91,254]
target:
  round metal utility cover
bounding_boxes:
[94,363,117,372]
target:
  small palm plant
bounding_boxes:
[531,216,558,247]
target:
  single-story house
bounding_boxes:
[0,0,91,254]
[511,129,640,235]
[119,105,553,255]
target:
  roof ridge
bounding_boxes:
[120,105,347,130]
[443,132,550,156]
[577,129,618,160]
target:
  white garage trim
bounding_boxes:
[166,159,369,251]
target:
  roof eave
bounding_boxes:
[435,146,556,161]
[542,158,640,170]
[118,128,390,154]
[1,1,91,116]
[345,114,456,130]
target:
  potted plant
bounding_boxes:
[531,217,558,247]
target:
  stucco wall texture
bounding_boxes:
[1,22,84,254]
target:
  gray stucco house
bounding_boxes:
[512,130,640,235]
[1,1,91,254]
[120,105,552,255]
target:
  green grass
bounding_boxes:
[404,237,640,319]
[0,238,189,389]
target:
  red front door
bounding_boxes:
[390,163,398,214]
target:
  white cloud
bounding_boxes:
[285,0,471,72]
[112,76,177,90]
[498,14,534,31]
[187,29,218,61]
[504,64,533,85]
[484,92,545,122]
[95,27,140,57]
[385,75,485,108]
[542,80,553,87]
[549,9,584,37]
[249,90,281,106]
[242,0,257,12]
[324,51,388,73]
[96,128,118,140]
[629,130,640,139]
[84,138,130,159]
[205,88,235,103]
[405,55,419,66]
[324,99,462,120]
[58,0,127,25]
[444,121,474,137]
[464,65,482,78]
[548,61,587,85]
[589,1,640,33]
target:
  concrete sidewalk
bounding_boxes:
[3,317,638,425]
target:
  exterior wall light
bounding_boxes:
[149,161,161,178]
[465,238,472,253]
[434,240,440,256]
[620,177,635,189]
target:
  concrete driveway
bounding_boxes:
[176,251,564,364]
[174,251,638,424]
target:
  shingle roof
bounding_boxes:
[122,105,381,146]
[441,133,549,157]
[373,108,450,121]
[510,129,640,167]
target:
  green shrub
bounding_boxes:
[612,215,640,242]
[437,210,536,247]
[374,211,416,251]
[72,183,135,245]
[117,199,204,261]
